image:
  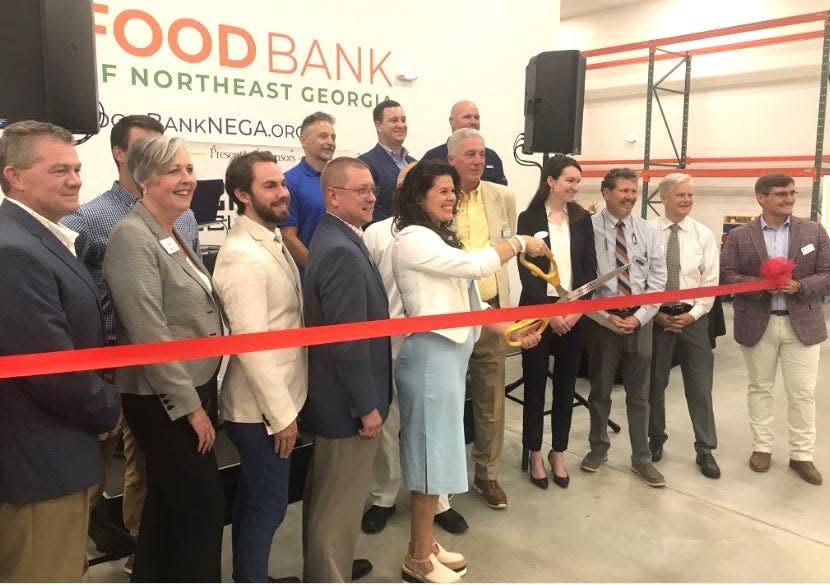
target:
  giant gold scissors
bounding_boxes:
[504,234,630,347]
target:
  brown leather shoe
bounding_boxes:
[789,460,823,485]
[473,477,507,509]
[749,451,771,472]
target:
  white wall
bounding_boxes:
[78,0,560,209]
[561,0,830,236]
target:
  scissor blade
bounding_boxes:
[554,263,631,303]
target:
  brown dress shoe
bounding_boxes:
[749,451,771,472]
[473,477,507,508]
[789,460,823,485]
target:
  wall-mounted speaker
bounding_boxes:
[0,0,99,134]
[523,50,586,155]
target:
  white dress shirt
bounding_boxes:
[545,205,572,294]
[650,214,719,320]
[7,197,78,256]
[364,217,404,318]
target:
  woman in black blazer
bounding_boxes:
[517,155,597,489]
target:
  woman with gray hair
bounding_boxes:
[103,135,225,581]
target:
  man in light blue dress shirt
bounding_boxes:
[581,168,668,488]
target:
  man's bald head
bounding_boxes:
[449,101,481,131]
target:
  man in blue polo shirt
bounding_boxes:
[280,112,336,268]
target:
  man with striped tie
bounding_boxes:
[648,174,721,479]
[581,168,667,487]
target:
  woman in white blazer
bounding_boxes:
[104,136,225,582]
[391,160,547,583]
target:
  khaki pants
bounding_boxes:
[122,423,147,536]
[468,325,506,480]
[741,314,820,460]
[0,486,94,582]
[303,434,379,582]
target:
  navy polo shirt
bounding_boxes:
[280,157,325,248]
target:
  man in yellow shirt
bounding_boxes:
[448,128,517,508]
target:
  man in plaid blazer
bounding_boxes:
[721,173,830,485]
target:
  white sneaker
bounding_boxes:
[402,552,462,583]
[432,540,467,576]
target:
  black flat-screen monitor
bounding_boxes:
[191,179,224,224]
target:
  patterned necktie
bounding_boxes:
[666,223,681,291]
[615,221,631,295]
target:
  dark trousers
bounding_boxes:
[122,379,224,583]
[649,315,717,454]
[521,317,585,452]
[225,421,290,583]
[586,319,653,464]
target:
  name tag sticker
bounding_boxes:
[501,226,513,238]
[801,243,816,255]
[160,237,180,254]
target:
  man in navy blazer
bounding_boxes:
[358,99,415,223]
[302,156,392,582]
[0,121,121,581]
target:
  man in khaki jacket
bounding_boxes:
[448,128,517,509]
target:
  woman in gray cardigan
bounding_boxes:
[104,135,225,582]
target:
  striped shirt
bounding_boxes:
[593,210,667,325]
[650,215,719,320]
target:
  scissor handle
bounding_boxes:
[503,318,549,347]
[519,250,561,286]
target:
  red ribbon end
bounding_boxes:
[760,257,795,287]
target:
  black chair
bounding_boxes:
[88,428,314,566]
[504,347,621,472]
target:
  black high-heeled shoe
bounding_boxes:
[549,450,570,489]
[527,451,549,489]
[529,469,549,490]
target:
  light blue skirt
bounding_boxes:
[395,328,475,495]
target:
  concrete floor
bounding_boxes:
[87,303,830,582]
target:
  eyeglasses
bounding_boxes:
[332,185,378,198]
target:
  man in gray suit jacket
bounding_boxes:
[0,121,121,581]
[302,157,392,582]
[721,173,830,485]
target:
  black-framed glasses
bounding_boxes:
[332,185,378,198]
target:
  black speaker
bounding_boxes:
[523,50,586,155]
[0,0,99,134]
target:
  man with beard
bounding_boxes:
[212,151,307,582]
[280,111,337,269]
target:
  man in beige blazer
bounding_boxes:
[212,151,307,582]
[448,128,517,509]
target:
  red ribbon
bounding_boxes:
[759,257,796,287]
[0,279,774,380]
